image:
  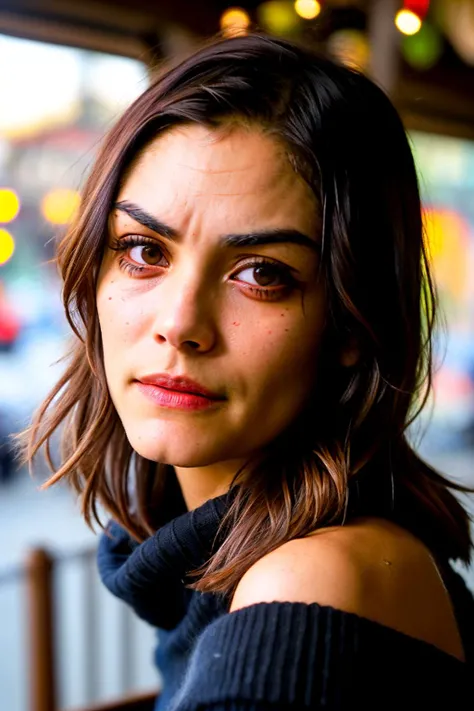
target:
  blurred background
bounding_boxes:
[0,1,473,710]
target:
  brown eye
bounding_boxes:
[235,263,286,287]
[129,244,165,266]
[253,265,281,286]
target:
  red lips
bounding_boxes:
[137,374,224,400]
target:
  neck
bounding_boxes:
[174,459,245,511]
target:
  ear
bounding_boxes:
[339,338,360,368]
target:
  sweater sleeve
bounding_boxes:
[167,601,468,711]
[96,492,231,630]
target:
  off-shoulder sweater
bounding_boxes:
[97,491,473,710]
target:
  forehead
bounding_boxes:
[126,124,291,188]
[116,123,318,236]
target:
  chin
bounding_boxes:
[123,419,236,467]
[134,447,234,468]
[132,445,222,468]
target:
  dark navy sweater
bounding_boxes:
[97,490,473,710]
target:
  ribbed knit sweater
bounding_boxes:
[97,490,473,710]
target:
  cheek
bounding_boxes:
[96,281,147,359]
[229,305,323,383]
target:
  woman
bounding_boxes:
[24,34,473,709]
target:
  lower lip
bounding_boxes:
[136,382,222,411]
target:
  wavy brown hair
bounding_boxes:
[21,33,472,595]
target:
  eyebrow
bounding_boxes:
[114,200,320,252]
[114,200,178,239]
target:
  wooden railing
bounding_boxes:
[1,546,159,711]
[26,549,57,711]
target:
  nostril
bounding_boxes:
[185,340,201,350]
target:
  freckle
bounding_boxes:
[267,330,272,335]
[108,297,112,301]
[285,328,289,332]
[280,313,285,317]
[125,322,129,326]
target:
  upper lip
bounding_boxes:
[136,374,225,400]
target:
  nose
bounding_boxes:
[152,267,217,353]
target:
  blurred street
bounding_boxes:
[0,468,159,711]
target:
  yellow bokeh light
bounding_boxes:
[41,188,80,225]
[0,188,20,223]
[328,29,370,71]
[257,1,300,35]
[395,9,422,36]
[294,0,321,20]
[423,207,468,300]
[0,228,15,265]
[220,7,251,36]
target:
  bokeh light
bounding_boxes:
[257,1,300,35]
[294,0,321,20]
[0,228,15,265]
[423,207,469,300]
[220,7,251,36]
[0,188,20,223]
[405,0,430,20]
[41,188,81,225]
[395,9,422,35]
[402,21,442,70]
[327,29,370,71]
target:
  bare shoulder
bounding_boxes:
[230,518,465,661]
[230,520,368,612]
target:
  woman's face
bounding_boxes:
[97,124,325,469]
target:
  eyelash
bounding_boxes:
[110,235,167,276]
[109,235,298,301]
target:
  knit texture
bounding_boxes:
[168,600,469,711]
[97,490,473,710]
[97,491,229,629]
